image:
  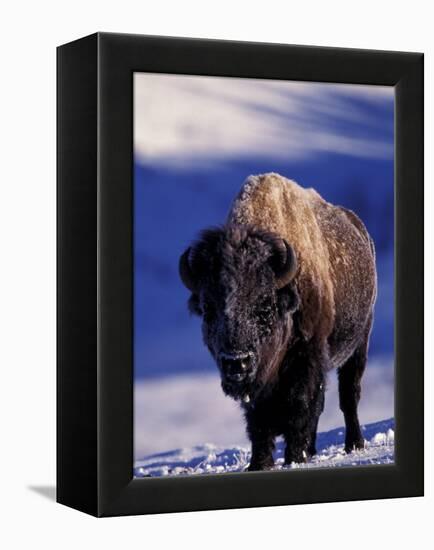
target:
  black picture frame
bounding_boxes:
[57,32,424,517]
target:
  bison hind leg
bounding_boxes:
[338,319,372,453]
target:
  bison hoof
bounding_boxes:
[247,458,274,471]
[284,449,309,465]
[344,439,365,454]
[308,445,317,457]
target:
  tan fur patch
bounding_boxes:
[227,173,337,344]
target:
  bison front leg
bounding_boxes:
[245,410,275,471]
[283,412,311,465]
[248,436,275,471]
[307,380,325,456]
[284,370,325,465]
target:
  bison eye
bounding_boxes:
[254,297,274,327]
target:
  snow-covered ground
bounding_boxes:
[134,418,394,477]
[134,359,394,459]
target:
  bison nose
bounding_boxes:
[220,353,252,381]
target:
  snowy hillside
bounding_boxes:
[134,418,394,477]
[134,365,394,460]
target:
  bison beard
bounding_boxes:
[179,174,376,471]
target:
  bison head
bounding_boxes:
[179,225,300,402]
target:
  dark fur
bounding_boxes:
[180,210,375,470]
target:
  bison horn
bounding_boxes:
[179,247,198,293]
[273,240,297,289]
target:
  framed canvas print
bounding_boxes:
[57,32,424,517]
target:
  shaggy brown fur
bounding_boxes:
[227,173,377,371]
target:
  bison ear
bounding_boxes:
[287,284,300,313]
[179,247,199,293]
[277,283,300,316]
[179,227,223,294]
[270,240,298,289]
[188,293,202,316]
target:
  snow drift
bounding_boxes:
[134,365,394,460]
[134,418,394,478]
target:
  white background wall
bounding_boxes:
[0,1,431,548]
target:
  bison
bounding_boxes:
[179,173,377,471]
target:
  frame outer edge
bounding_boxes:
[85,33,424,516]
[394,53,424,495]
[56,33,99,517]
